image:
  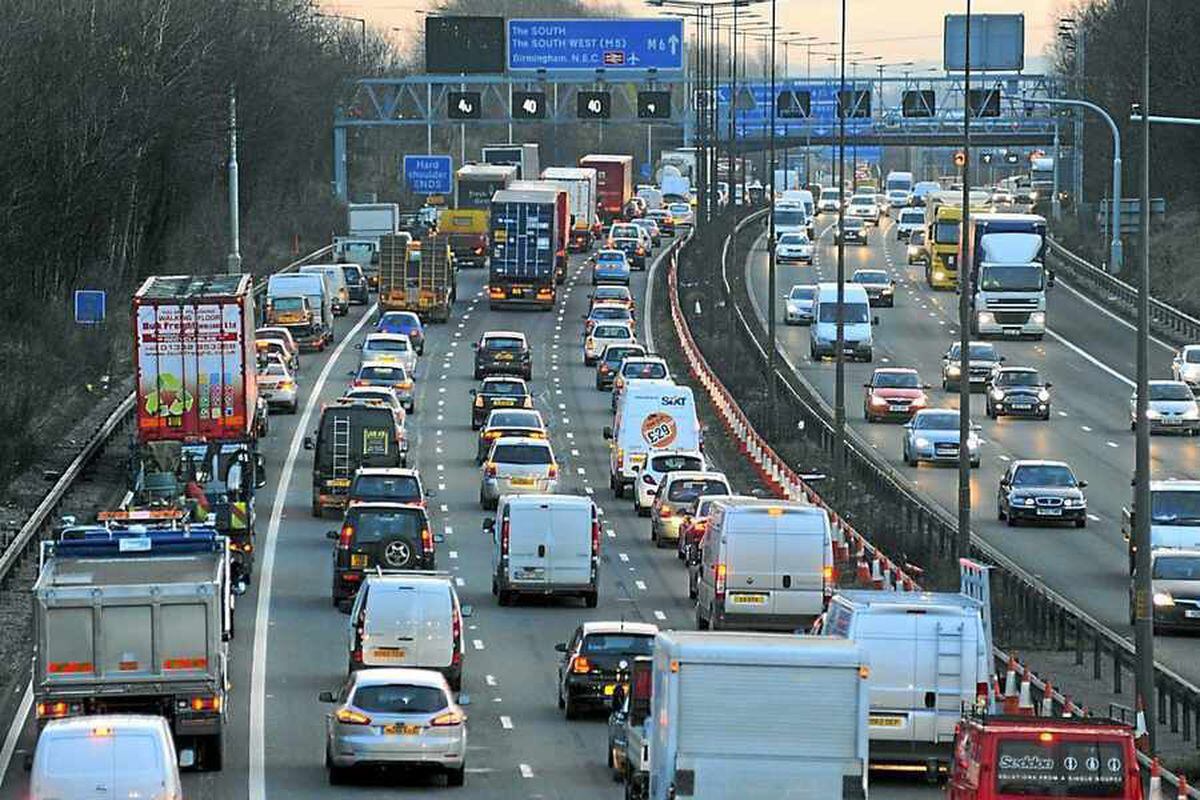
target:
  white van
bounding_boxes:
[818,590,991,769]
[300,264,351,316]
[781,188,815,219]
[488,494,599,607]
[809,282,878,362]
[694,498,833,632]
[347,572,465,690]
[605,384,701,498]
[31,715,182,800]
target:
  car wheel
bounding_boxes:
[1006,510,1017,527]
[288,401,298,414]
[524,369,532,381]
[564,695,580,720]
[327,763,351,786]
[445,765,466,787]
[903,446,915,467]
[498,590,513,606]
[473,370,482,380]
[614,481,625,499]
[1076,518,1087,528]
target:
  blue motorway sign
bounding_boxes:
[74,290,106,325]
[403,155,453,195]
[718,82,875,138]
[508,18,684,71]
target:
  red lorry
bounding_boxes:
[580,154,633,225]
[133,274,259,443]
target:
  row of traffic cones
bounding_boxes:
[1149,757,1192,799]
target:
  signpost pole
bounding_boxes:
[957,0,973,561]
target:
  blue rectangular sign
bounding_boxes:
[719,82,874,137]
[508,18,684,71]
[403,155,453,195]
[74,290,106,325]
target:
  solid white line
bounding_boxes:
[1056,277,1174,353]
[0,681,32,781]
[249,306,375,800]
[1044,327,1135,389]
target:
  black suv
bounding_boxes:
[596,343,646,391]
[469,377,532,429]
[473,331,532,380]
[327,502,437,609]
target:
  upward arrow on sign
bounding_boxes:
[668,35,679,55]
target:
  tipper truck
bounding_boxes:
[580,154,633,224]
[450,164,518,268]
[646,631,871,800]
[33,525,232,771]
[482,143,540,180]
[541,167,598,252]
[378,232,456,321]
[509,180,570,284]
[488,188,562,310]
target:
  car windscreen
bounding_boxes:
[843,218,865,229]
[1011,465,1076,487]
[817,302,870,324]
[484,381,526,396]
[935,221,960,244]
[347,508,424,541]
[1151,491,1200,525]
[359,365,407,382]
[1153,555,1200,580]
[901,212,925,224]
[668,479,728,503]
[789,287,815,300]
[854,272,889,285]
[820,190,840,200]
[603,347,644,364]
[778,233,809,245]
[592,307,630,320]
[1150,383,1193,401]
[484,337,524,351]
[581,634,655,656]
[491,444,552,464]
[273,297,305,311]
[850,196,874,207]
[597,252,626,263]
[915,412,959,430]
[352,684,447,714]
[949,344,998,360]
[594,288,630,301]
[489,411,542,428]
[996,371,1041,387]
[1187,350,1200,364]
[594,325,632,339]
[611,226,638,238]
[366,338,410,352]
[775,210,806,227]
[993,738,1126,798]
[650,454,703,473]
[874,372,920,389]
[351,475,420,503]
[622,363,667,380]
[341,266,362,282]
[261,363,288,377]
[379,315,418,332]
[980,265,1045,292]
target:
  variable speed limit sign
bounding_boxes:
[577,91,611,120]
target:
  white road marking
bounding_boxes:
[1088,513,1101,522]
[519,763,535,778]
[0,682,32,779]
[576,467,587,475]
[635,580,647,591]
[455,577,465,587]
[486,674,498,686]
[618,552,630,562]
[653,610,667,621]
[585,486,594,495]
[444,526,453,535]
[449,550,459,559]
[440,504,449,512]
[249,305,376,800]
[500,716,514,730]
[1081,425,1093,432]
[1106,441,1120,448]
[473,639,484,650]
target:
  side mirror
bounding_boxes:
[632,464,642,473]
[999,355,1007,362]
[603,426,613,440]
[862,383,872,389]
[303,436,315,450]
[353,344,363,350]
[554,642,568,653]
[325,530,339,541]
[971,423,983,432]
[346,370,356,377]
[922,384,933,390]
[1078,480,1089,489]
[318,691,336,703]
[872,316,880,326]
[1044,382,1053,389]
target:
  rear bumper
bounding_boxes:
[500,577,596,597]
[565,675,622,705]
[868,739,952,767]
[714,608,821,632]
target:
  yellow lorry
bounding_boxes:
[923,191,991,290]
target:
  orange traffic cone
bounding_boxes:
[1039,682,1054,717]
[1148,758,1162,800]
[1017,676,1034,716]
[1177,774,1188,800]
[1002,655,1019,714]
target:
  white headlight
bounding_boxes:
[1038,389,1051,402]
[1154,591,1175,607]
[991,389,1005,401]
[1031,311,1046,324]
[915,437,931,449]
[1023,497,1036,507]
[1146,408,1162,419]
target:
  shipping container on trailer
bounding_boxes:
[580,155,634,223]
[488,188,561,310]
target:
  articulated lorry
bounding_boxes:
[378,232,456,321]
[488,189,562,310]
[541,167,598,252]
[967,213,1049,339]
[482,143,540,180]
[580,154,633,224]
[449,164,519,268]
[33,525,231,771]
[509,180,570,284]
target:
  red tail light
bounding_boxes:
[632,667,652,700]
[715,562,727,602]
[421,527,434,554]
[976,681,990,705]
[591,517,601,555]
[501,518,510,557]
[659,505,673,518]
[352,379,366,386]
[431,710,465,726]
[452,607,463,664]
[485,462,498,478]
[338,525,354,549]
[190,696,222,712]
[548,464,558,480]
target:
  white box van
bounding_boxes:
[347,572,465,690]
[605,384,700,498]
[818,590,991,769]
[300,263,351,316]
[31,715,182,800]
[694,498,833,632]
[810,282,878,362]
[488,494,599,607]
[648,632,870,800]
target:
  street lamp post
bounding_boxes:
[957,0,973,558]
[833,0,848,487]
[316,11,367,55]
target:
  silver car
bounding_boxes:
[784,284,816,325]
[321,668,467,786]
[480,436,559,510]
[902,408,981,467]
[1172,345,1200,393]
[1132,380,1200,435]
[359,333,418,375]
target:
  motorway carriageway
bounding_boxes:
[0,246,936,799]
[745,210,1200,688]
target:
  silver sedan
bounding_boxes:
[902,409,981,467]
[322,668,467,786]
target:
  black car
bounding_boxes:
[851,269,895,308]
[555,622,657,719]
[942,341,1004,392]
[997,460,1087,528]
[986,367,1052,420]
[347,468,427,506]
[469,377,532,429]
[473,331,532,380]
[833,218,868,245]
[611,237,647,270]
[327,502,437,609]
[595,343,647,390]
[340,263,370,305]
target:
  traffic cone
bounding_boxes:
[1002,655,1019,714]
[1177,774,1188,800]
[1148,758,1163,800]
[1135,696,1150,754]
[871,558,885,589]
[1039,682,1054,717]
[1017,676,1034,716]
[1061,693,1075,717]
[856,559,872,586]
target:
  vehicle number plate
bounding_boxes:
[1003,328,1020,336]
[494,399,515,406]
[730,593,767,605]
[384,723,422,735]
[328,478,351,488]
[1037,508,1063,517]
[350,554,369,568]
[604,684,617,696]
[371,647,406,662]
[1164,418,1182,425]
[510,476,535,487]
[497,352,514,360]
[889,405,907,412]
[1185,610,1200,619]
[869,715,906,728]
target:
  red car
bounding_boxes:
[676,494,737,562]
[863,367,930,423]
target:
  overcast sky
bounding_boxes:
[322,0,1064,74]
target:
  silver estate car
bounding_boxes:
[479,436,559,510]
[902,408,981,468]
[321,668,467,786]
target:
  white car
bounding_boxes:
[886,190,911,209]
[817,188,842,214]
[776,232,813,264]
[256,357,298,413]
[1172,345,1200,392]
[1132,380,1200,435]
[785,284,817,325]
[359,332,417,375]
[668,202,694,227]
[895,209,926,241]
[632,450,706,515]
[847,194,880,225]
[480,436,559,509]
[584,321,635,366]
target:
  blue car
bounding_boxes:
[592,250,631,286]
[377,311,425,355]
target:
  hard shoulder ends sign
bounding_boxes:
[403,155,453,195]
[508,18,684,71]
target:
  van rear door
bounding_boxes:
[115,731,170,799]
[507,503,550,586]
[36,731,114,799]
[547,503,591,587]
[412,584,453,667]
[854,610,921,740]
[363,586,422,667]
[770,516,826,619]
[722,520,775,613]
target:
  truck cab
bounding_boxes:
[968,213,1050,339]
[927,203,963,290]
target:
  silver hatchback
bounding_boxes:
[480,436,559,510]
[322,668,467,786]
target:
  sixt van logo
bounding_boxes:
[661,396,686,407]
